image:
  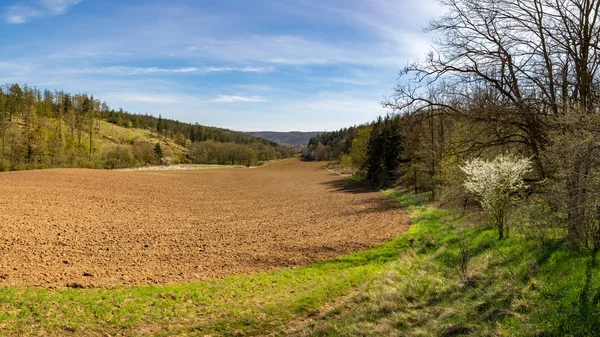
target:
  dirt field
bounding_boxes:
[0,159,409,287]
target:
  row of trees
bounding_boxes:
[305,0,600,250]
[0,83,294,170]
[302,115,404,187]
[106,110,278,147]
[188,140,284,166]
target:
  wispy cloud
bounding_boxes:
[233,84,273,92]
[204,66,274,73]
[5,0,81,24]
[60,65,273,76]
[180,35,398,67]
[105,92,180,104]
[212,95,267,103]
[328,78,375,86]
[39,0,81,14]
[267,0,440,64]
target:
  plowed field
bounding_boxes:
[0,159,409,287]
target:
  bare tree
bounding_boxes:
[385,0,600,179]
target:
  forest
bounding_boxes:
[303,0,600,251]
[246,131,321,146]
[0,84,295,170]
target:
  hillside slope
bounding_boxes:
[247,131,321,146]
[0,84,295,171]
[85,119,295,169]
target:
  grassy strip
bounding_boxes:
[118,164,248,172]
[296,191,600,336]
[0,229,409,335]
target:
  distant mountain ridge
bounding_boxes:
[246,131,322,146]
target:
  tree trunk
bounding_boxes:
[89,120,93,157]
[497,215,504,240]
[414,168,418,194]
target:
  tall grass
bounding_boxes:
[295,192,600,336]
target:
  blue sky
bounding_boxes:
[0,0,442,131]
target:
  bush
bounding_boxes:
[339,154,354,174]
[102,146,135,169]
[132,141,158,166]
[461,154,531,239]
[0,159,9,172]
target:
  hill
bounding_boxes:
[247,131,321,146]
[0,83,295,171]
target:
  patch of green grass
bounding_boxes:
[0,227,411,336]
[296,193,600,337]
[382,189,431,209]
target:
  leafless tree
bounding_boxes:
[385,0,600,179]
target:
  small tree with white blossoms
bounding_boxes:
[461,155,531,239]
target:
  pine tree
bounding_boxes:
[154,142,164,163]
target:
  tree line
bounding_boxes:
[105,109,279,147]
[302,116,403,187]
[0,83,295,170]
[304,0,600,251]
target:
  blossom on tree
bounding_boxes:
[461,155,531,239]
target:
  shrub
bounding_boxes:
[461,154,531,239]
[102,146,135,169]
[339,154,354,174]
[0,159,9,172]
[132,141,158,166]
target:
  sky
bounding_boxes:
[0,0,443,131]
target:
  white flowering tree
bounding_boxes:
[461,155,531,239]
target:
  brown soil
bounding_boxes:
[0,159,409,287]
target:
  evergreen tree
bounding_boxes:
[154,142,163,163]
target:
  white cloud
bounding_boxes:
[60,65,273,76]
[180,35,398,67]
[203,66,274,73]
[4,0,81,24]
[39,0,81,14]
[233,84,273,91]
[104,92,179,104]
[0,60,34,72]
[328,78,375,86]
[212,95,267,103]
[5,5,39,23]
[6,13,29,23]
[261,0,441,66]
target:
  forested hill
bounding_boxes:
[246,131,321,146]
[0,83,296,171]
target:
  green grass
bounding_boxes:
[296,193,600,336]
[120,164,248,172]
[193,164,246,169]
